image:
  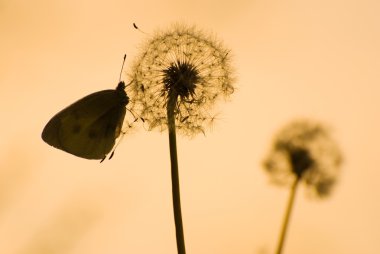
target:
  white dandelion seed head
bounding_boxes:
[263,119,343,198]
[128,23,235,136]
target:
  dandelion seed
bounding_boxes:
[129,23,235,136]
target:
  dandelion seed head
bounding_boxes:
[263,119,343,198]
[129,23,235,136]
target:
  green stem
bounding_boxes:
[167,95,186,254]
[275,177,300,254]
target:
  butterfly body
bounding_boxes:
[42,81,128,160]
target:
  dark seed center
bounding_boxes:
[289,148,314,178]
[162,61,200,99]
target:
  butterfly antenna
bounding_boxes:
[119,54,127,82]
[133,23,148,35]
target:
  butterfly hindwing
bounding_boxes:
[57,103,126,159]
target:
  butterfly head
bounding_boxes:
[116,81,129,105]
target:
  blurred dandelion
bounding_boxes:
[129,23,235,254]
[262,119,343,254]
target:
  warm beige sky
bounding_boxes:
[1,0,379,253]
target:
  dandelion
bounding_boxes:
[129,23,234,136]
[129,24,235,254]
[263,119,343,254]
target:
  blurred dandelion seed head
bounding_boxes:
[263,120,343,198]
[128,23,235,136]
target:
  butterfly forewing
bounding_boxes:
[42,86,128,160]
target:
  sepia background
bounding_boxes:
[1,0,379,253]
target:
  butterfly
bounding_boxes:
[42,55,129,161]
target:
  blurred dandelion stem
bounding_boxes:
[275,177,300,254]
[167,95,186,254]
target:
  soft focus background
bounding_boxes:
[1,0,379,253]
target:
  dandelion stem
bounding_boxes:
[167,95,186,254]
[275,177,300,254]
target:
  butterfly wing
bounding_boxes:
[42,88,128,159]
